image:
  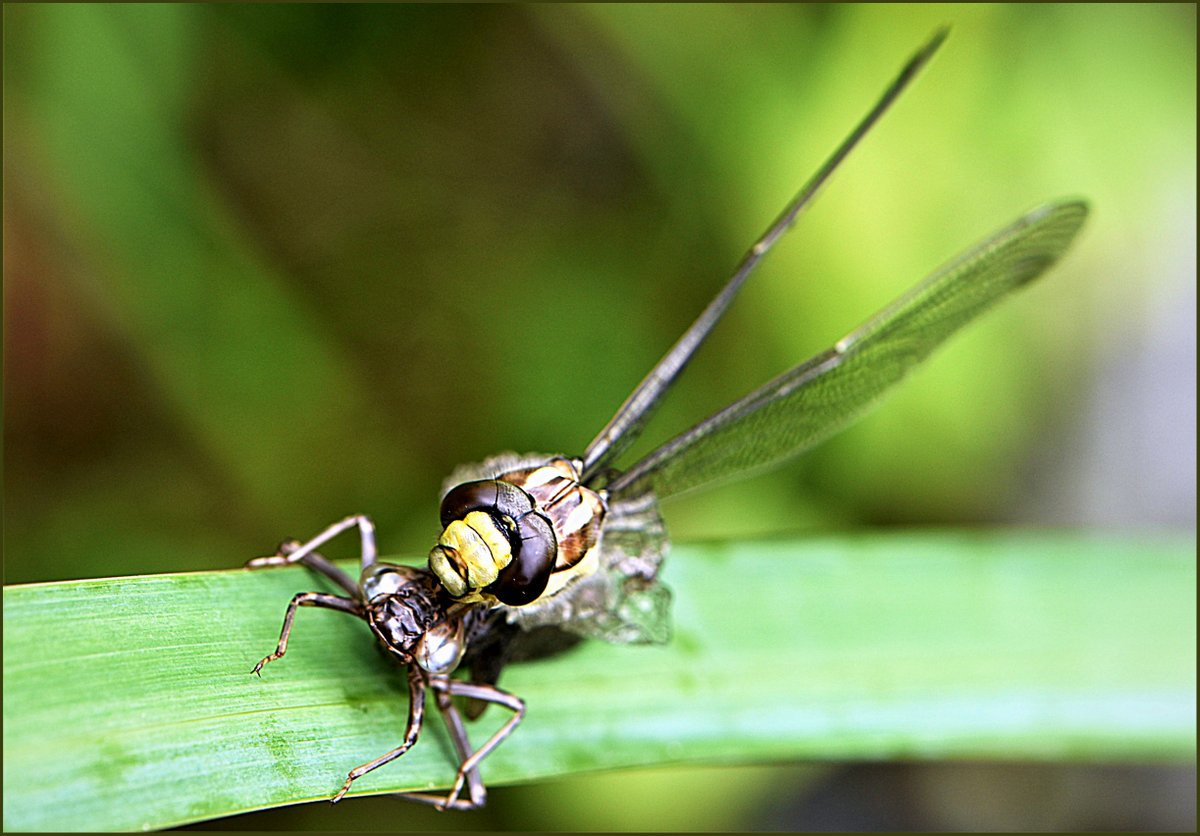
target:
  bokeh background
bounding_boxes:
[4,3,1194,830]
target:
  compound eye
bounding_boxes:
[490,511,556,606]
[440,479,534,527]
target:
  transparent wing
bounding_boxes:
[608,200,1089,501]
[579,27,949,483]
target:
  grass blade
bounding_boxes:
[3,530,1194,830]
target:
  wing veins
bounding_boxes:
[608,200,1089,501]
[579,27,950,482]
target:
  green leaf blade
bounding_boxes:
[3,531,1195,830]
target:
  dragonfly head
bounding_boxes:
[428,479,558,606]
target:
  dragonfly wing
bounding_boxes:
[579,28,949,483]
[609,200,1089,502]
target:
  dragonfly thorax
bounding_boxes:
[428,457,607,609]
[360,563,464,672]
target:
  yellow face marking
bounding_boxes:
[428,510,513,597]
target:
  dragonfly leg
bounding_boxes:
[246,514,378,597]
[429,677,525,811]
[390,674,489,810]
[331,665,428,803]
[251,592,364,675]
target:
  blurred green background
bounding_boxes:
[4,3,1194,830]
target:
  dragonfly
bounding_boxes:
[246,27,1088,810]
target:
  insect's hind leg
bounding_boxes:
[246,514,379,596]
[251,591,364,675]
[394,676,525,811]
[390,678,487,810]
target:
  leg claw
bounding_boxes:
[331,776,354,804]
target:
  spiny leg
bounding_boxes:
[332,665,428,803]
[247,540,361,598]
[439,679,525,810]
[391,676,488,810]
[252,592,364,675]
[414,678,526,811]
[246,513,380,595]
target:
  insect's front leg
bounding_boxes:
[331,665,428,803]
[252,592,364,675]
[246,514,379,597]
